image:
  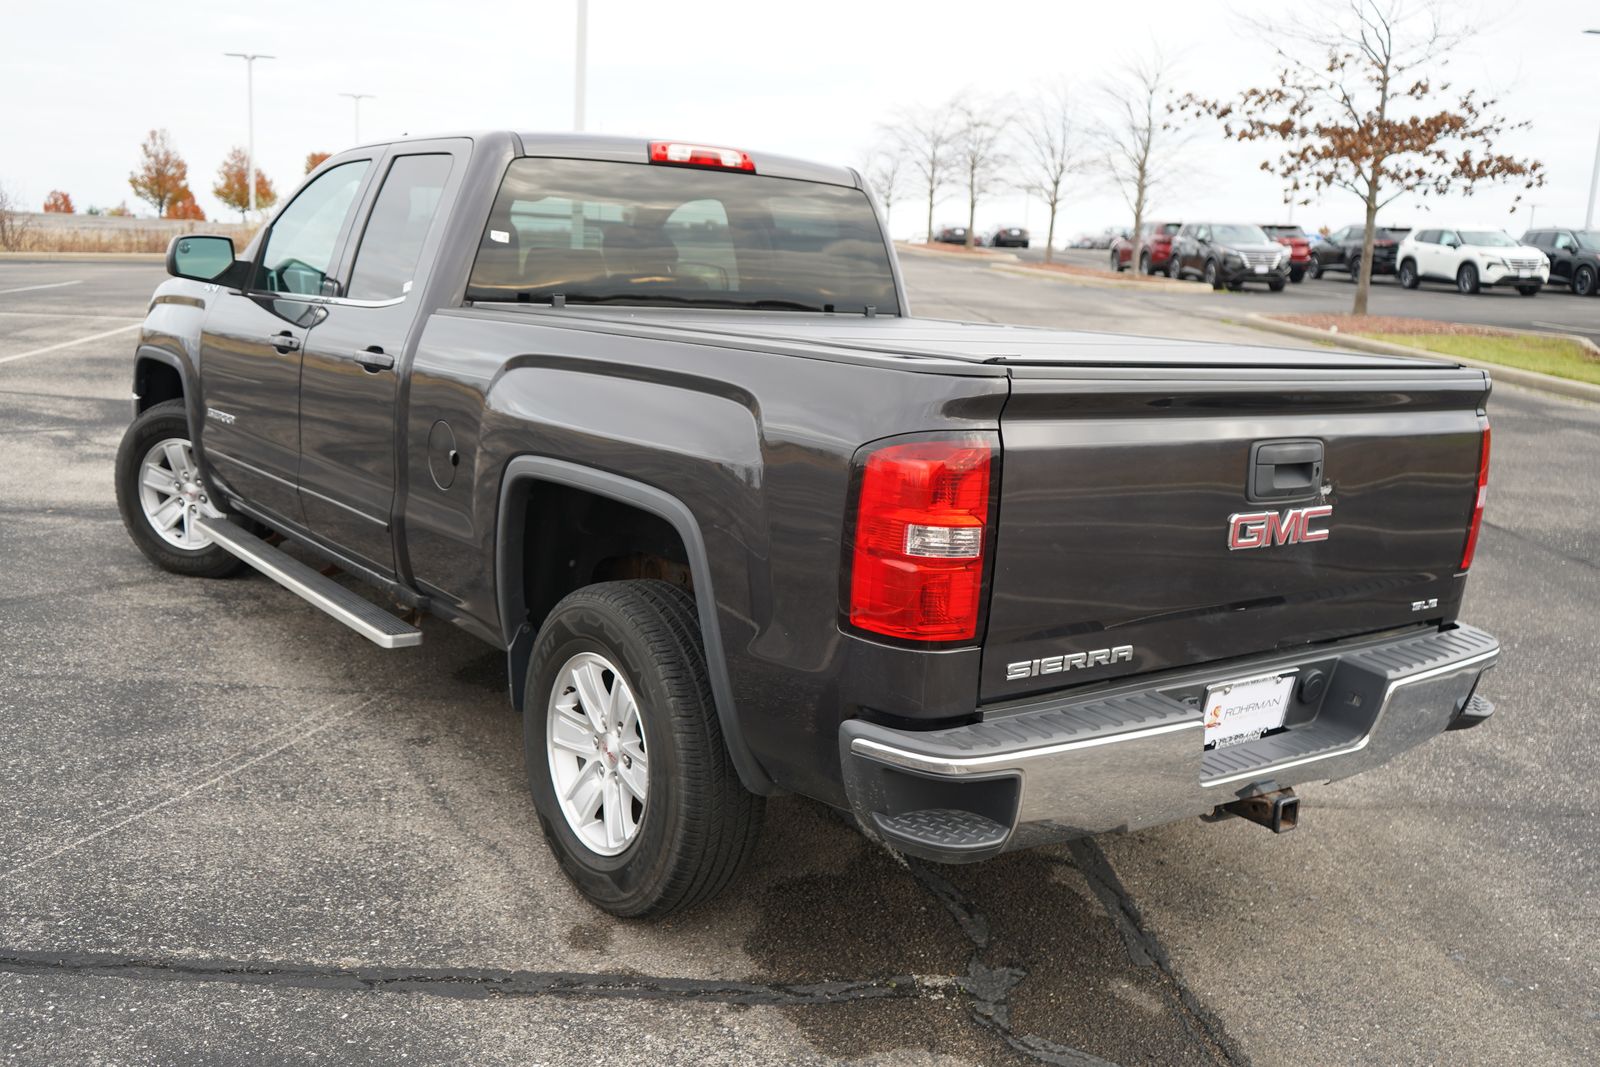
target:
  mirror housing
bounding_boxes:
[166,235,248,287]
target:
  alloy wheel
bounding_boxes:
[546,652,650,856]
[136,438,223,551]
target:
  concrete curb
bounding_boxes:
[1244,313,1600,405]
[0,252,165,262]
[990,262,1197,294]
[895,242,1020,264]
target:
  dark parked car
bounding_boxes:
[935,225,975,245]
[1110,221,1181,275]
[1170,223,1291,290]
[1260,224,1313,283]
[1521,228,1600,295]
[1311,225,1410,280]
[116,131,1500,918]
[988,225,1029,248]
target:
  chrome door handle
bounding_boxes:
[353,348,395,372]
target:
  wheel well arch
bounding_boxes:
[134,352,185,413]
[495,455,775,794]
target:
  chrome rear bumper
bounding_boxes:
[840,625,1499,862]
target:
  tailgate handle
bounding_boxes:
[1249,439,1323,502]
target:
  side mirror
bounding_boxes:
[166,235,242,284]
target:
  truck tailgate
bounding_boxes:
[982,363,1490,702]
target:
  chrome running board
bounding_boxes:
[195,517,422,649]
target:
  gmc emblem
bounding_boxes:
[1228,505,1332,550]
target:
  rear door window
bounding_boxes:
[347,154,454,301]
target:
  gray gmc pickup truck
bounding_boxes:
[115,132,1499,917]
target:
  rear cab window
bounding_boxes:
[466,157,898,314]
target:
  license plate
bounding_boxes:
[1203,671,1296,750]
[1254,264,1268,274]
[1518,269,1531,278]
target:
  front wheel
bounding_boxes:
[1109,250,1124,273]
[1573,264,1596,296]
[524,580,764,918]
[1205,259,1223,289]
[114,400,246,579]
[1457,262,1480,295]
[1397,260,1419,289]
[1268,279,1286,292]
[1138,251,1151,274]
[1517,285,1540,297]
[1346,256,1362,283]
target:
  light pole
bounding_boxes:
[224,52,274,216]
[340,93,375,144]
[574,0,588,132]
[1586,31,1600,228]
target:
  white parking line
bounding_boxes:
[1531,320,1600,336]
[0,323,140,367]
[0,280,83,296]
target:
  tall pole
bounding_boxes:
[574,0,588,132]
[1586,32,1600,229]
[225,53,274,217]
[340,93,375,144]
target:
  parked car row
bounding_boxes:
[1104,219,1594,297]
[934,224,1032,248]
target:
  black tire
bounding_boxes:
[1398,259,1419,290]
[1268,279,1286,292]
[1457,262,1480,295]
[1573,265,1596,297]
[523,580,764,918]
[1205,259,1223,289]
[1289,267,1305,284]
[1110,250,1124,273]
[114,400,247,579]
[1138,251,1151,274]
[1165,256,1180,279]
[1517,285,1540,297]
[1311,259,1324,280]
[1346,256,1362,283]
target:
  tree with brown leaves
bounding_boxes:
[43,190,75,214]
[214,146,277,221]
[129,129,189,218]
[165,185,206,221]
[304,151,331,174]
[1177,0,1544,314]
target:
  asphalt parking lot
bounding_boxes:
[1,257,1596,1066]
[1009,245,1600,339]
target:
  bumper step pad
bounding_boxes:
[871,808,1010,855]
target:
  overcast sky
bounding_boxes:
[3,0,1596,241]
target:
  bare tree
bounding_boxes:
[1178,0,1543,314]
[1099,54,1183,271]
[0,183,34,252]
[863,146,907,230]
[952,97,1013,248]
[1016,82,1082,263]
[884,101,958,243]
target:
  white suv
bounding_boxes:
[1396,227,1549,295]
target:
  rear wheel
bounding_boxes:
[524,580,764,917]
[1289,267,1305,284]
[1347,255,1362,283]
[1311,259,1325,280]
[114,400,246,579]
[1457,262,1480,295]
[1573,264,1596,296]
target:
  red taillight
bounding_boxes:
[848,434,995,642]
[1460,425,1491,570]
[648,141,755,172]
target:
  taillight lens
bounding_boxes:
[847,434,995,642]
[1460,424,1491,570]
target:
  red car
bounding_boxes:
[1260,225,1313,283]
[1110,221,1182,275]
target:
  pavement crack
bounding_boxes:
[1481,519,1597,571]
[1064,840,1244,1066]
[0,949,932,1007]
